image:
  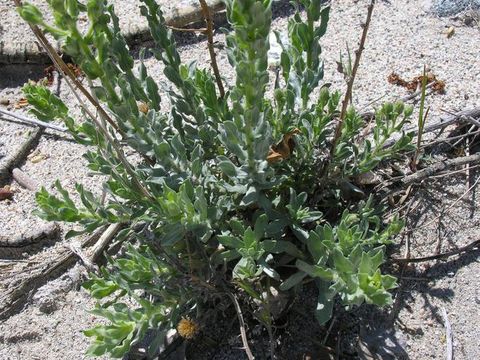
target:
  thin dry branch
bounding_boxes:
[389,238,480,264]
[167,25,207,33]
[12,168,39,191]
[329,0,375,158]
[397,153,480,186]
[89,223,124,263]
[403,168,480,235]
[0,223,59,248]
[0,127,43,185]
[0,225,111,320]
[0,108,67,132]
[70,223,125,271]
[383,107,480,149]
[441,307,454,360]
[227,292,254,360]
[199,0,225,98]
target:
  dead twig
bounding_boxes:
[0,223,60,248]
[0,108,67,132]
[88,223,125,263]
[329,0,375,158]
[166,25,207,33]
[322,315,336,345]
[393,153,480,186]
[0,127,43,185]
[68,240,96,271]
[411,66,429,171]
[199,0,225,98]
[227,292,254,360]
[389,238,480,264]
[441,307,454,360]
[12,168,39,191]
[0,224,120,320]
[71,223,125,271]
[422,128,480,151]
[383,107,480,149]
[426,164,480,180]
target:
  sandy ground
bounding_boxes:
[1,0,480,359]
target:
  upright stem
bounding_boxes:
[411,65,429,171]
[228,292,255,360]
[199,0,225,98]
[329,0,375,159]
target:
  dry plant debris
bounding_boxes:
[27,150,48,164]
[44,63,83,86]
[267,128,301,163]
[0,185,14,201]
[13,98,29,109]
[176,318,199,339]
[445,25,455,38]
[137,101,149,114]
[388,71,446,94]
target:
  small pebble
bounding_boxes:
[0,97,10,106]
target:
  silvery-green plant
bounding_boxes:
[18,0,413,357]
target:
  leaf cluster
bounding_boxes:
[19,0,413,357]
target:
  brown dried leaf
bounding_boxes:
[0,186,14,201]
[336,61,344,75]
[267,128,301,164]
[387,72,403,85]
[14,98,29,109]
[44,65,55,86]
[67,63,83,78]
[432,80,446,93]
[138,102,149,114]
[388,71,446,94]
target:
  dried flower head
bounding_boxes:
[177,317,199,339]
[137,102,149,114]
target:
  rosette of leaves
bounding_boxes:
[18,0,412,357]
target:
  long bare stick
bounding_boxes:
[329,0,375,158]
[199,0,225,98]
[389,238,480,264]
[0,225,109,319]
[0,108,67,132]
[89,223,124,262]
[227,293,254,360]
[397,153,480,186]
[0,127,43,184]
[441,307,454,360]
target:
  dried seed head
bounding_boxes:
[138,102,149,114]
[177,317,199,339]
